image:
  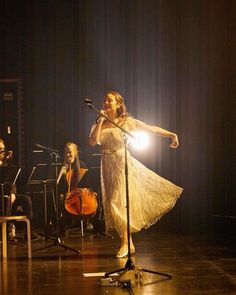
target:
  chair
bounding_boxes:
[0,215,32,259]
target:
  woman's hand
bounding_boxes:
[96,109,106,124]
[170,134,179,148]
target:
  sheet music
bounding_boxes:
[0,165,21,195]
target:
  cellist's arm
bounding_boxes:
[74,155,87,182]
[79,168,88,182]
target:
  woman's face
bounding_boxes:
[103,93,119,113]
[0,141,5,163]
[65,145,77,164]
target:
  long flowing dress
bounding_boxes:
[92,116,183,237]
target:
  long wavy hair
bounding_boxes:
[104,91,127,117]
[64,142,80,189]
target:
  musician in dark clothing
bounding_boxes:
[0,138,33,239]
[0,139,15,217]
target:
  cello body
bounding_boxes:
[65,187,98,217]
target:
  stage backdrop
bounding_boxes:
[0,0,235,235]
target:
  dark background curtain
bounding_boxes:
[0,0,235,235]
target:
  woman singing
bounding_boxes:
[89,91,183,258]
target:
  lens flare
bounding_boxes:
[129,131,150,150]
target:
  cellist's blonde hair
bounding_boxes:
[65,142,78,155]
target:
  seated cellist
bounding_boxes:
[59,142,95,233]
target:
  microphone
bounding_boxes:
[84,98,94,109]
[35,143,45,150]
[35,144,59,154]
[84,98,93,104]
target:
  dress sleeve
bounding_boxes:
[125,116,148,131]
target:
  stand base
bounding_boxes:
[63,224,113,239]
[89,231,113,239]
[32,235,80,254]
[31,231,45,242]
[105,257,172,285]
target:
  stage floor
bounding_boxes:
[1,227,236,295]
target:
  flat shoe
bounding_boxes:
[116,249,128,259]
[116,246,135,258]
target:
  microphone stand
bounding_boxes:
[33,146,80,255]
[85,100,172,285]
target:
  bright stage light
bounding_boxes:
[129,131,150,150]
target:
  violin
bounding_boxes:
[0,150,13,166]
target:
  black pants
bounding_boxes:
[0,194,33,238]
[12,194,33,221]
[0,195,12,216]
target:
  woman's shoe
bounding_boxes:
[116,244,135,258]
[116,244,128,259]
[116,249,128,259]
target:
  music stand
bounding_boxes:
[27,164,57,233]
[0,166,21,216]
[85,100,171,287]
[29,149,80,255]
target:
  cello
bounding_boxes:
[64,165,98,217]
